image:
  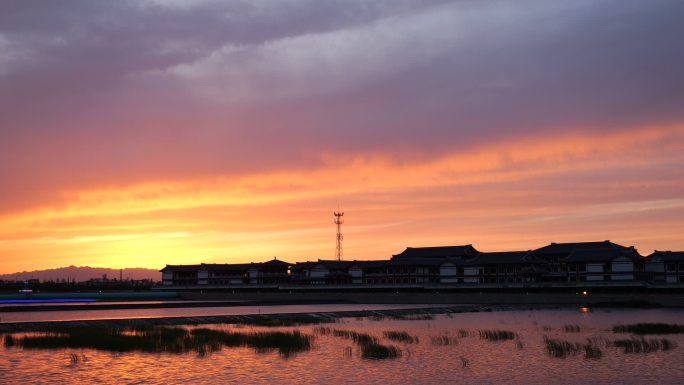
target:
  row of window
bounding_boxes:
[666,263,684,271]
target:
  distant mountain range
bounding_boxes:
[0,266,160,282]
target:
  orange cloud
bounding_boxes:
[1,124,683,273]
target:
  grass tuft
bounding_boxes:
[543,336,602,359]
[613,323,684,335]
[229,314,336,327]
[315,327,401,360]
[5,325,313,358]
[389,314,434,321]
[478,329,517,342]
[383,331,419,344]
[563,324,581,333]
[431,335,458,346]
[361,343,401,359]
[611,338,675,353]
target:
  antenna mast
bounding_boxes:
[334,211,344,261]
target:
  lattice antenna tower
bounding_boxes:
[334,210,344,261]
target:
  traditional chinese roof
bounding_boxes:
[565,249,643,263]
[392,245,480,260]
[160,259,291,272]
[533,241,631,256]
[646,251,684,262]
[467,251,541,265]
[160,264,203,272]
[291,260,354,271]
[260,258,291,267]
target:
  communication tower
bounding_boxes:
[334,211,344,261]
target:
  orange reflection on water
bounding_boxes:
[3,310,684,384]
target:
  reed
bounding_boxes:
[613,323,684,335]
[383,331,419,344]
[67,353,87,365]
[229,314,336,327]
[389,314,435,321]
[316,328,401,359]
[4,335,15,347]
[583,344,603,359]
[543,336,602,359]
[5,325,313,358]
[361,343,401,359]
[544,337,581,358]
[478,329,517,341]
[313,326,333,335]
[333,330,378,346]
[430,335,458,346]
[611,337,675,353]
[563,324,581,333]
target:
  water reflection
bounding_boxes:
[0,303,441,323]
[1,309,684,385]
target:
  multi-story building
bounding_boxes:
[161,259,290,287]
[158,241,683,289]
[646,251,684,284]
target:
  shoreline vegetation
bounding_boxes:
[4,326,314,358]
[3,309,682,361]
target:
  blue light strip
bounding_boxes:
[0,299,97,304]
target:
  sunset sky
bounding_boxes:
[1,0,683,274]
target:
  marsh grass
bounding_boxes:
[611,338,675,353]
[583,344,603,359]
[360,343,401,359]
[430,329,474,345]
[5,326,313,358]
[613,323,684,335]
[430,335,458,346]
[368,313,435,322]
[563,324,581,333]
[383,331,419,344]
[390,314,434,321]
[229,314,336,327]
[543,336,602,359]
[478,329,517,342]
[314,327,401,359]
[4,335,15,347]
[67,352,87,365]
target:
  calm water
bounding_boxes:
[2,308,684,384]
[0,303,441,323]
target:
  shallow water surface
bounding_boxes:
[0,303,441,323]
[2,308,683,385]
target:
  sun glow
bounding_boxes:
[1,125,683,273]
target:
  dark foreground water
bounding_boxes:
[1,308,683,384]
